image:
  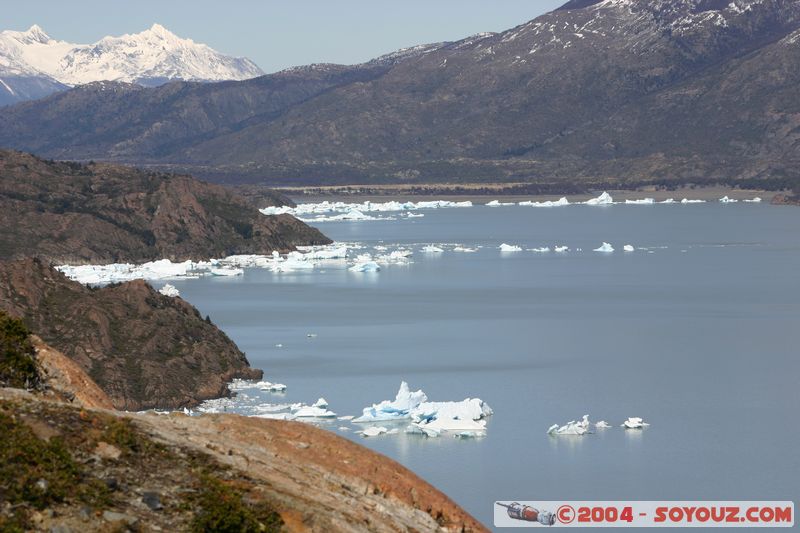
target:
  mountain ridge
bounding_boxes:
[1,0,799,189]
[0,23,263,105]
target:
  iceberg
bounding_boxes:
[209,267,243,276]
[499,243,522,252]
[625,198,655,205]
[595,420,612,429]
[548,420,588,436]
[158,284,180,297]
[354,381,427,422]
[719,196,738,203]
[359,426,399,437]
[453,246,477,253]
[292,404,337,418]
[680,198,706,204]
[585,192,614,205]
[659,198,676,204]
[353,382,492,437]
[623,244,635,252]
[518,197,569,207]
[312,398,328,409]
[349,261,381,272]
[422,245,444,253]
[744,197,762,203]
[406,212,425,218]
[260,199,474,219]
[622,417,650,429]
[554,246,569,253]
[486,200,514,207]
[594,242,614,253]
[528,247,550,253]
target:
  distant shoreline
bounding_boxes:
[280,184,773,204]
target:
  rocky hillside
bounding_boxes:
[1,0,798,190]
[0,150,330,264]
[0,259,262,410]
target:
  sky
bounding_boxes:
[4,0,566,73]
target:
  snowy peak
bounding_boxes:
[0,23,264,88]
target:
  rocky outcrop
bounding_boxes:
[0,150,330,264]
[771,192,800,206]
[0,258,261,410]
[0,388,486,532]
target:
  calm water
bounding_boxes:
[163,202,800,528]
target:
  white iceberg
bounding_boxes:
[528,247,550,253]
[554,246,569,253]
[623,244,635,252]
[312,398,328,409]
[354,382,492,437]
[453,246,477,253]
[259,382,287,392]
[260,199,473,219]
[585,192,614,205]
[406,212,425,218]
[293,404,337,418]
[518,197,570,207]
[681,198,706,204]
[422,245,444,253]
[158,284,180,297]
[499,243,522,252]
[486,200,514,207]
[625,198,655,205]
[719,196,738,203]
[622,417,650,429]
[360,426,399,437]
[349,261,380,272]
[659,198,676,204]
[594,242,614,253]
[354,381,427,422]
[548,420,588,436]
[210,267,243,277]
[744,197,762,203]
[595,420,612,429]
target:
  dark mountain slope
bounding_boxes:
[0,0,798,187]
[0,258,262,410]
[0,150,330,264]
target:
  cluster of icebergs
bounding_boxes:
[497,242,638,254]
[56,258,244,285]
[353,382,493,438]
[260,200,473,222]
[547,415,649,436]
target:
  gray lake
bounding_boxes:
[161,201,800,528]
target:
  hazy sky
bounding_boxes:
[5,1,566,73]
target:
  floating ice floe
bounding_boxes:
[210,267,243,277]
[529,247,550,253]
[744,197,762,203]
[292,404,337,418]
[486,200,515,206]
[519,197,570,207]
[595,420,612,429]
[554,246,569,253]
[158,284,180,297]
[594,242,614,253]
[422,245,444,253]
[260,199,473,220]
[499,243,522,252]
[622,417,650,429]
[406,212,425,218]
[548,415,591,436]
[312,398,328,408]
[585,192,614,205]
[337,415,355,421]
[360,426,399,437]
[625,198,655,205]
[719,196,738,203]
[453,246,477,253]
[353,381,492,438]
[260,382,287,392]
[623,244,635,252]
[659,198,676,204]
[681,198,706,204]
[349,261,381,272]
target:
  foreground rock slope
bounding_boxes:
[0,259,261,410]
[0,149,330,264]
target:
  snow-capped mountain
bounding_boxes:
[0,23,263,105]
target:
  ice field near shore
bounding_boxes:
[156,199,798,528]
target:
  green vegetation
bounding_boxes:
[190,475,282,533]
[0,311,41,389]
